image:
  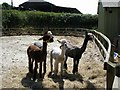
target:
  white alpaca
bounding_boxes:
[50,41,67,76]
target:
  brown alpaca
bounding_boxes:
[27,32,54,81]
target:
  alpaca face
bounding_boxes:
[87,33,93,41]
[44,31,52,35]
[60,43,67,50]
[43,34,54,42]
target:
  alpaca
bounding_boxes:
[63,31,93,74]
[50,41,67,76]
[27,32,54,81]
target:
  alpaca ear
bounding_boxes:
[60,45,62,49]
[85,31,88,35]
[57,40,62,43]
[38,36,43,40]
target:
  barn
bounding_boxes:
[98,0,120,53]
[19,0,81,14]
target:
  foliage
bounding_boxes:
[2,10,98,29]
[2,3,12,10]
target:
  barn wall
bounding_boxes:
[98,7,120,42]
[118,9,120,34]
[98,1,120,43]
[104,8,119,42]
[98,2,105,34]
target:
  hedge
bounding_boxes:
[2,10,98,29]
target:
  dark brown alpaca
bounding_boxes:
[64,31,93,74]
[27,32,54,81]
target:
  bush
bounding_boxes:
[2,10,98,29]
[2,10,26,28]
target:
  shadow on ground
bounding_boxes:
[21,72,45,90]
[21,71,97,89]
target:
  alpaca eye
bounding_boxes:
[65,43,67,46]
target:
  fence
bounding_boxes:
[90,30,120,90]
[2,28,88,36]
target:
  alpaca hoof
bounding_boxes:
[27,72,33,77]
[53,73,57,76]
[29,70,33,74]
[39,73,42,78]
[75,72,79,75]
[49,72,53,75]
[33,78,36,81]
[28,71,32,74]
[75,69,78,73]
[39,75,42,78]
[64,65,67,70]
[43,71,46,75]
[60,73,64,77]
[72,70,75,74]
[64,67,67,70]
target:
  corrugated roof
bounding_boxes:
[28,0,46,2]
[99,0,120,7]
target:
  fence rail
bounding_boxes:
[2,28,89,36]
[90,30,111,69]
[90,30,120,90]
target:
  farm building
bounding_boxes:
[19,0,81,14]
[98,0,120,53]
[98,0,120,41]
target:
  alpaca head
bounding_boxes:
[39,31,54,43]
[59,43,68,56]
[57,39,68,52]
[85,31,93,41]
[43,34,54,43]
[39,31,53,42]
[44,31,52,35]
[60,43,67,50]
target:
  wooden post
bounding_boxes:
[115,63,120,77]
[106,62,115,89]
[113,35,120,54]
[112,63,120,89]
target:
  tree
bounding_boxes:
[2,3,11,10]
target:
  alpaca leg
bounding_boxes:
[33,61,38,81]
[39,62,42,78]
[54,61,58,75]
[28,57,33,73]
[28,57,31,73]
[72,59,77,74]
[43,59,46,74]
[50,57,53,73]
[75,59,80,73]
[64,56,68,69]
[61,62,64,76]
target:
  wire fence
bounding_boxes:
[2,28,90,36]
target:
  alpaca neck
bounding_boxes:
[61,48,65,57]
[42,42,47,52]
[81,37,89,53]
